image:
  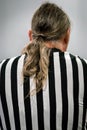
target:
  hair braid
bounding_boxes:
[22,40,51,96]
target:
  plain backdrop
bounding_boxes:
[0,0,87,60]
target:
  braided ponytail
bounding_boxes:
[22,39,51,96]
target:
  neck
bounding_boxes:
[45,40,68,52]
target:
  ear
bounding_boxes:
[60,28,71,51]
[28,30,33,41]
[64,28,71,44]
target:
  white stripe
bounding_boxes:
[84,59,87,64]
[0,97,7,130]
[0,59,6,85]
[17,55,26,130]
[65,52,74,130]
[76,57,84,129]
[5,57,16,130]
[42,76,50,130]
[0,60,6,72]
[54,52,62,130]
[30,77,38,130]
[0,60,8,130]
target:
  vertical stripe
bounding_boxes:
[0,118,3,130]
[0,97,7,130]
[59,52,68,130]
[0,60,7,130]
[65,52,74,130]
[36,86,44,130]
[0,59,11,130]
[86,111,87,130]
[70,54,79,130]
[23,77,32,130]
[30,77,38,130]
[76,57,84,130]
[48,52,56,130]
[54,52,62,130]
[84,59,87,64]
[0,60,5,71]
[17,54,26,130]
[79,59,87,130]
[11,56,21,130]
[5,57,16,130]
[0,117,3,130]
[42,76,50,130]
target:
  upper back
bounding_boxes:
[0,50,87,130]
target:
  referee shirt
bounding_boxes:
[0,48,87,130]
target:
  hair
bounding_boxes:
[22,2,71,96]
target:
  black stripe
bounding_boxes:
[0,117,3,130]
[23,77,32,130]
[36,89,44,130]
[70,54,79,130]
[11,56,21,130]
[48,52,56,130]
[59,53,68,130]
[0,59,11,130]
[79,58,87,130]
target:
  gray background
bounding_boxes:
[0,0,87,60]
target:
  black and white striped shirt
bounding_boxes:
[0,48,87,130]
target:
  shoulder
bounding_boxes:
[0,54,26,73]
[67,52,87,65]
[53,50,87,70]
[64,51,87,65]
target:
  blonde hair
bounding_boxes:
[22,2,70,96]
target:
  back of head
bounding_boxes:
[31,2,70,41]
[22,2,71,96]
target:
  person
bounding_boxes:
[0,2,87,130]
